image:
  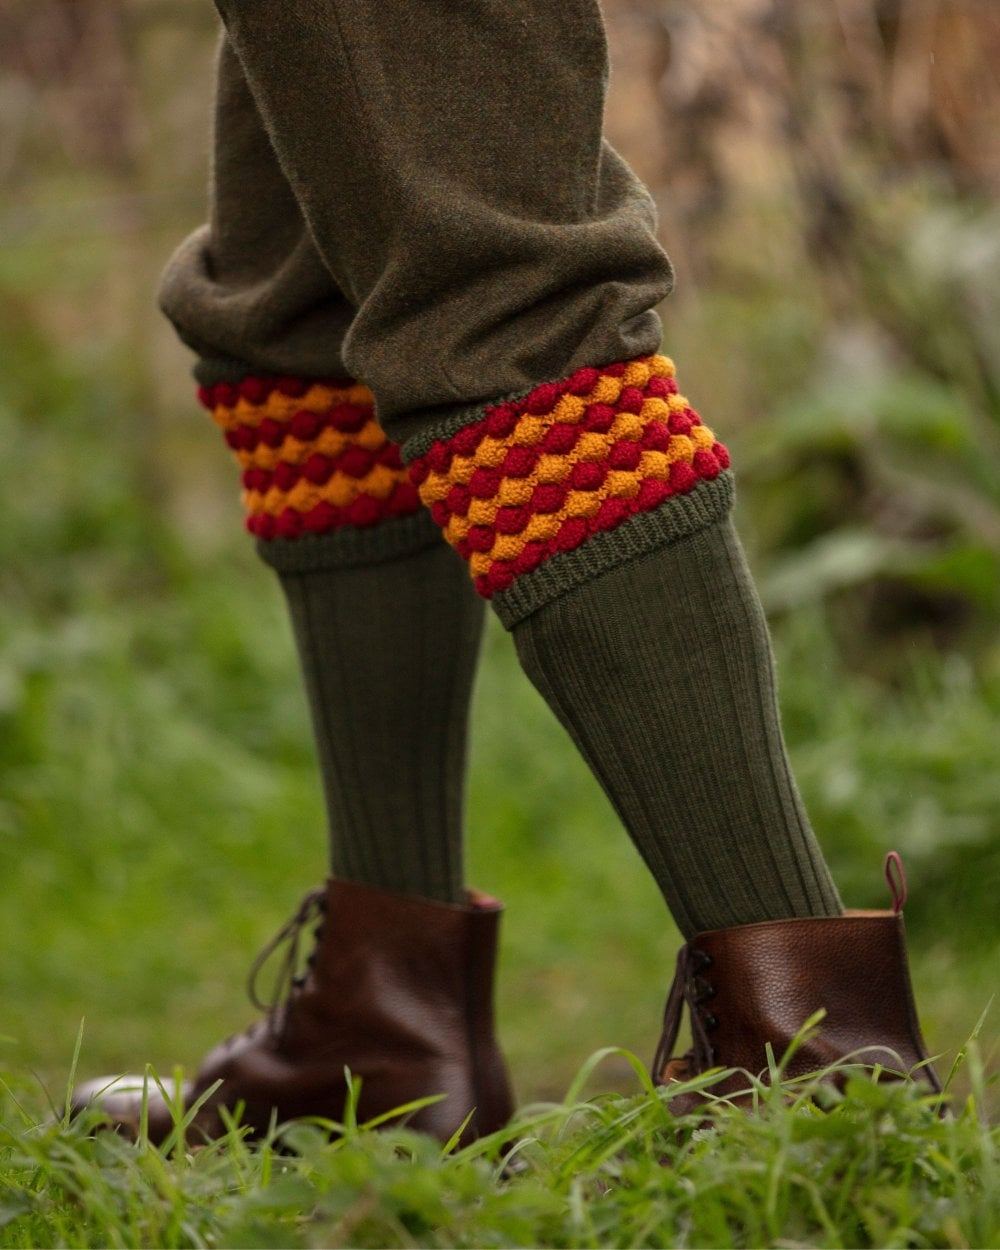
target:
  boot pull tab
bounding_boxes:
[884,850,907,914]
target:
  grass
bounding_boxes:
[2,1035,997,1249]
[0,306,997,1246]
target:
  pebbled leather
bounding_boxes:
[72,878,515,1145]
[655,908,941,1106]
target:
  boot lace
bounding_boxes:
[246,886,327,1037]
[651,943,719,1083]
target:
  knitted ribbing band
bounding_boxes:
[407,355,733,625]
[199,375,439,570]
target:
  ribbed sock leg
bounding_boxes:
[279,542,484,904]
[514,517,842,937]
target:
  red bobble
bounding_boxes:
[387,481,421,515]
[224,428,244,450]
[645,375,676,399]
[531,483,567,513]
[540,422,579,454]
[303,453,333,485]
[617,386,645,414]
[259,418,286,448]
[430,501,451,527]
[452,424,484,456]
[608,439,642,470]
[337,445,375,478]
[635,477,670,511]
[502,445,538,477]
[469,467,502,499]
[714,441,730,469]
[494,505,529,535]
[290,409,324,441]
[641,420,671,450]
[486,562,515,594]
[409,459,431,486]
[567,366,600,395]
[273,461,298,491]
[239,377,269,404]
[196,385,213,409]
[214,382,239,408]
[603,362,627,377]
[427,441,453,474]
[474,572,494,598]
[346,494,383,527]
[445,483,472,516]
[467,525,496,553]
[276,508,303,539]
[693,449,720,479]
[594,496,629,530]
[669,460,698,492]
[582,403,617,432]
[303,500,339,532]
[250,512,276,539]
[668,412,693,436]
[486,404,519,439]
[554,517,589,552]
[328,403,369,433]
[380,441,403,469]
[569,460,606,490]
[276,376,309,397]
[524,381,562,415]
[512,541,547,575]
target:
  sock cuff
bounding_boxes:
[406,354,734,624]
[198,372,427,559]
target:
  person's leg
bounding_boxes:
[211,0,841,936]
[161,36,485,903]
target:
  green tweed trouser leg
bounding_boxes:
[160,2,842,934]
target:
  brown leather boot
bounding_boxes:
[653,853,942,1108]
[72,879,515,1144]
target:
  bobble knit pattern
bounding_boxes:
[199,375,422,540]
[408,355,730,598]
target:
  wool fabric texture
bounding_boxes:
[409,354,731,609]
[514,518,843,937]
[280,541,485,904]
[199,375,422,541]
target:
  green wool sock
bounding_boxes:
[278,541,484,904]
[514,517,843,937]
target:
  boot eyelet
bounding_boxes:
[695,950,713,970]
[702,1012,719,1030]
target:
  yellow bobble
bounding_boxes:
[491,534,525,561]
[668,394,689,414]
[525,513,561,542]
[468,497,497,526]
[575,431,613,462]
[639,450,671,478]
[511,415,547,447]
[565,490,604,519]
[553,393,586,424]
[498,477,535,507]
[609,411,644,440]
[640,397,671,422]
[469,551,493,578]
[623,360,651,387]
[476,437,508,468]
[605,471,641,499]
[665,435,694,463]
[418,473,452,505]
[445,513,470,543]
[650,355,675,377]
[534,453,571,484]
[590,375,623,404]
[691,423,716,450]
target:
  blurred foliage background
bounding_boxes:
[1,0,997,1107]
